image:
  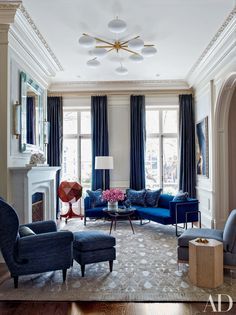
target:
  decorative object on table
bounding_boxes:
[195,238,209,244]
[78,17,157,75]
[59,181,83,223]
[196,116,209,177]
[102,188,125,211]
[189,238,223,288]
[13,101,21,139]
[95,156,114,190]
[28,152,48,166]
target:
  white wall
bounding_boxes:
[191,13,236,228]
[62,93,179,190]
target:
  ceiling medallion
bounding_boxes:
[78,17,157,76]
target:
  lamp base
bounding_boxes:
[60,202,83,223]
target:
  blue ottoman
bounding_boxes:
[73,231,116,277]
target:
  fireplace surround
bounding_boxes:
[9,166,60,224]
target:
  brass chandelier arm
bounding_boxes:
[120,47,139,55]
[82,33,114,46]
[96,45,114,48]
[144,44,155,47]
[120,35,140,46]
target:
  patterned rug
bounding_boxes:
[0,220,235,301]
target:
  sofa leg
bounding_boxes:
[109,260,113,272]
[140,218,142,225]
[62,269,67,282]
[81,264,85,277]
[13,276,18,289]
[84,216,86,226]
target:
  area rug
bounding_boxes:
[0,220,235,301]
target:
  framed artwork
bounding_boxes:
[196,117,209,177]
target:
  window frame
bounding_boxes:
[63,108,91,186]
[146,106,179,192]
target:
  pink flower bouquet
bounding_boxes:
[102,189,125,203]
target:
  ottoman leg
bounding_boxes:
[62,269,67,282]
[109,260,113,272]
[81,264,85,277]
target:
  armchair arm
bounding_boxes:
[22,220,57,234]
[18,231,74,258]
[169,200,199,221]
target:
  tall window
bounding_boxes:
[62,109,92,189]
[145,107,178,194]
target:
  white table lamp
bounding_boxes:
[95,156,114,189]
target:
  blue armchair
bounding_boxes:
[0,199,74,288]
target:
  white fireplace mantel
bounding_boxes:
[9,166,60,224]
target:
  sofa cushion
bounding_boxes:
[85,207,109,218]
[178,228,223,247]
[173,191,188,202]
[158,194,174,209]
[73,231,116,252]
[145,189,162,207]
[86,189,107,207]
[126,189,146,206]
[137,207,172,225]
[19,226,36,237]
[223,209,236,253]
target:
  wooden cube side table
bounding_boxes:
[189,238,223,288]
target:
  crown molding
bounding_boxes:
[8,4,63,81]
[49,79,190,93]
[187,6,236,88]
[0,1,21,24]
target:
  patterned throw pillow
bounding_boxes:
[19,226,36,237]
[126,189,146,206]
[145,188,162,207]
[173,191,188,202]
[86,189,107,207]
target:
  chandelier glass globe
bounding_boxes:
[115,65,128,75]
[91,48,107,58]
[78,35,96,48]
[108,18,127,33]
[141,46,157,57]
[86,59,100,67]
[128,38,144,51]
[129,54,144,63]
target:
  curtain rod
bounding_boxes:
[48,89,193,97]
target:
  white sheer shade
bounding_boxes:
[95,156,114,170]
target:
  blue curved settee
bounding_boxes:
[84,193,199,236]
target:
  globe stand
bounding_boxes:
[60,202,83,223]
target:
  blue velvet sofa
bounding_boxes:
[84,193,199,236]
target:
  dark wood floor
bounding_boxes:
[1,264,236,314]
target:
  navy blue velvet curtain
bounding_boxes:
[26,97,35,144]
[130,95,146,190]
[178,94,196,197]
[91,96,109,190]
[47,96,63,217]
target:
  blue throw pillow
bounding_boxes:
[86,189,107,207]
[173,191,188,202]
[126,189,146,206]
[145,188,162,207]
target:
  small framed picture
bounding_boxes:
[196,117,209,177]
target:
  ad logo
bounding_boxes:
[204,294,233,312]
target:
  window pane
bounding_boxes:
[163,138,178,186]
[146,110,159,134]
[63,112,77,134]
[162,110,177,133]
[81,111,91,134]
[145,137,160,189]
[62,139,78,181]
[163,185,178,195]
[81,138,92,188]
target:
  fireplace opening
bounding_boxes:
[32,193,44,222]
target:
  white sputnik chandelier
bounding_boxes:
[78,17,157,75]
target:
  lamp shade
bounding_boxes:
[87,59,101,67]
[95,156,114,170]
[128,38,144,51]
[115,65,128,75]
[78,35,96,48]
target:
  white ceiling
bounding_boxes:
[22,0,235,82]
